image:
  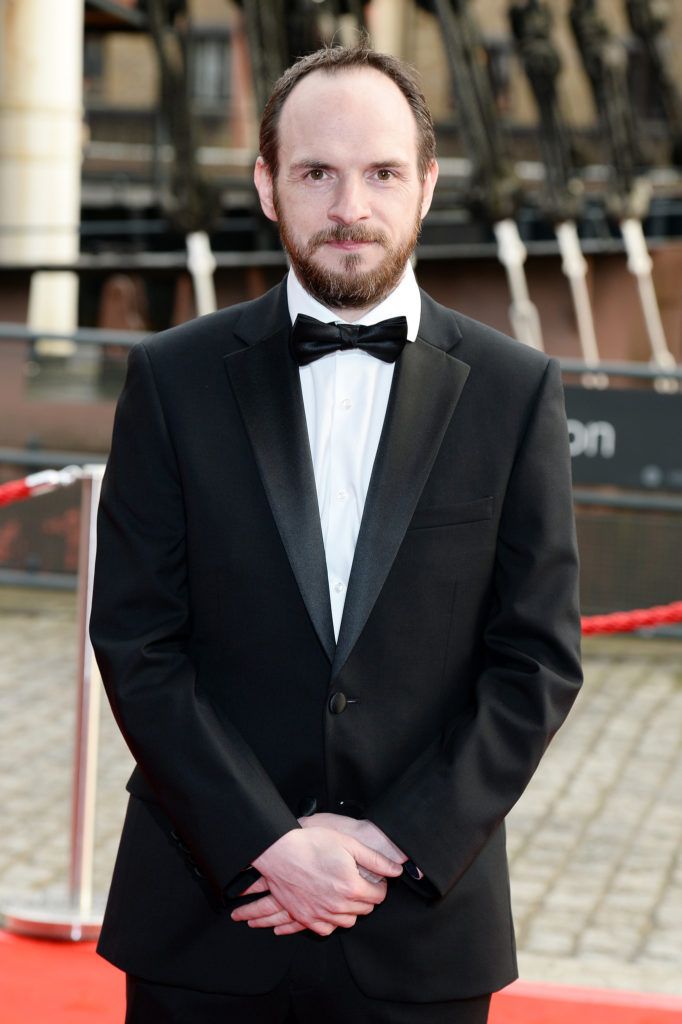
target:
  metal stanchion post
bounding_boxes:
[2,465,106,940]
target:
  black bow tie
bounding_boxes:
[290,314,408,366]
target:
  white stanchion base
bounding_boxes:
[1,900,103,941]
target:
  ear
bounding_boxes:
[419,160,439,221]
[254,156,278,223]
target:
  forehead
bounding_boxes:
[277,67,419,164]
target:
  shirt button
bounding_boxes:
[340,398,352,410]
[337,489,348,502]
[333,580,346,594]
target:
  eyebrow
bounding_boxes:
[288,158,412,173]
[289,160,333,174]
[366,159,411,171]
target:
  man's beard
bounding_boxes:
[274,193,422,311]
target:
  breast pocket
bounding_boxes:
[408,495,494,531]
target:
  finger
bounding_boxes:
[231,895,280,922]
[329,875,386,906]
[346,837,403,879]
[321,914,356,930]
[351,877,389,905]
[239,876,269,897]
[308,920,337,937]
[297,814,319,827]
[358,866,383,884]
[247,910,293,929]
[356,821,408,862]
[350,900,376,916]
[274,921,308,936]
[325,898,376,917]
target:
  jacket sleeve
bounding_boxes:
[90,343,299,896]
[367,358,583,898]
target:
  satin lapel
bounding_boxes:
[224,329,336,662]
[332,339,470,678]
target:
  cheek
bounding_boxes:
[378,191,422,225]
[284,195,327,233]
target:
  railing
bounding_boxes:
[1,322,681,382]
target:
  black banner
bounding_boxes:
[564,386,682,491]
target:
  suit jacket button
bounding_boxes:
[329,692,348,714]
[297,796,318,817]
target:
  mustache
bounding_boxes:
[306,225,389,251]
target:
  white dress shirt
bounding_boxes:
[287,264,422,640]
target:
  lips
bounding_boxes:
[325,240,375,251]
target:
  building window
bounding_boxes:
[190,31,231,109]
[84,33,105,100]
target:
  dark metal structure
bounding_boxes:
[625,0,682,166]
[145,0,221,234]
[509,0,582,224]
[432,0,520,222]
[570,0,678,378]
[236,0,367,114]
[570,0,644,219]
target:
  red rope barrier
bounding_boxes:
[0,467,83,508]
[582,601,682,634]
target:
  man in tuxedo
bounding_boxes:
[90,44,582,1024]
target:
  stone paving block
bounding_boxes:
[590,909,651,934]
[600,892,664,916]
[552,878,606,904]
[608,871,669,896]
[510,854,563,878]
[2,864,58,886]
[552,794,602,819]
[579,926,643,959]
[542,886,599,914]
[641,931,682,962]
[653,892,682,929]
[510,878,548,904]
[524,931,577,956]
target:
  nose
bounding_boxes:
[328,175,371,226]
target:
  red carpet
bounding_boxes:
[0,932,123,1023]
[2,930,682,1023]
[493,981,682,1023]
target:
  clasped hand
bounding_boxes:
[230,814,407,937]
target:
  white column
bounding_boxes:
[0,0,84,354]
[368,0,408,55]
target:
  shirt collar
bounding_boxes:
[286,262,421,342]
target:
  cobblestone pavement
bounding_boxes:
[1,586,680,995]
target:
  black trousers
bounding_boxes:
[125,934,491,1024]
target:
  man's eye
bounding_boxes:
[307,168,326,180]
[375,169,394,181]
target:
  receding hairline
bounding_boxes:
[276,65,422,130]
[281,62,413,95]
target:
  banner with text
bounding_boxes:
[564,386,682,491]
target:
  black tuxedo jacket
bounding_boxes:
[90,280,582,1002]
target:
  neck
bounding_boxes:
[324,300,383,322]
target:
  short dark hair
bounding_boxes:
[259,45,436,182]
